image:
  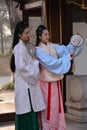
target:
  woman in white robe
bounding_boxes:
[10,21,45,130]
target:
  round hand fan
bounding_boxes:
[70,34,84,47]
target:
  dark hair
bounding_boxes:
[36,25,47,46]
[10,21,29,73]
[12,21,29,49]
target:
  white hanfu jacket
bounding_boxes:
[14,40,45,115]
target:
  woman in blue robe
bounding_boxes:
[35,25,83,130]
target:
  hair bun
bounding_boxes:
[36,25,46,36]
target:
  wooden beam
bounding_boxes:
[25,1,43,10]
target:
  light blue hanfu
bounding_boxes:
[35,42,83,75]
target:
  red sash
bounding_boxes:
[47,81,62,120]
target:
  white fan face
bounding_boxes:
[70,34,84,47]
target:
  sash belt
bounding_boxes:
[47,81,62,120]
[47,82,51,120]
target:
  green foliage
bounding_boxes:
[0,53,11,57]
[1,82,14,90]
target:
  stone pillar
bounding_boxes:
[65,75,87,123]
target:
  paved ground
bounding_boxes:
[0,55,12,89]
[0,55,11,77]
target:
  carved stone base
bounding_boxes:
[66,119,87,130]
[65,75,87,123]
[66,113,87,123]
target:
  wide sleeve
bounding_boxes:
[14,45,39,85]
[35,48,71,74]
[66,42,83,57]
[54,42,83,58]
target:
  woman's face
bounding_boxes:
[19,27,29,42]
[40,29,50,43]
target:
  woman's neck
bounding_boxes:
[41,42,47,45]
[23,40,29,45]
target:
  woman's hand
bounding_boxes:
[70,52,75,57]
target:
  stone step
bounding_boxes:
[0,121,15,130]
[0,113,15,123]
[0,101,15,123]
[0,101,15,114]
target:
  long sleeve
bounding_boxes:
[14,44,39,85]
[35,48,71,74]
[54,42,83,58]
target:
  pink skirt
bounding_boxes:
[39,80,66,130]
